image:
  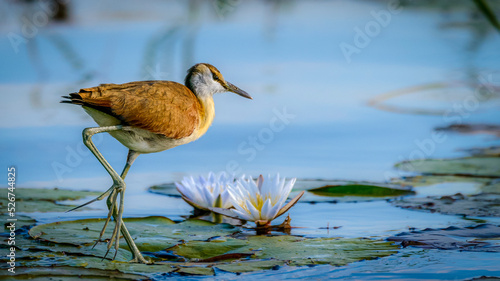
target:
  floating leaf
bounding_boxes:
[0,265,150,280]
[393,193,500,217]
[392,175,491,187]
[388,224,500,251]
[395,157,500,177]
[29,217,240,255]
[233,236,398,266]
[0,188,100,213]
[460,146,500,157]
[167,239,249,260]
[483,180,500,194]
[174,266,214,275]
[216,259,286,273]
[2,215,36,231]
[436,124,500,138]
[170,235,397,267]
[0,250,178,276]
[148,183,181,198]
[309,184,414,198]
[290,180,412,203]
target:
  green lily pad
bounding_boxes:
[308,184,414,198]
[216,259,286,273]
[388,224,500,251]
[6,229,132,261]
[392,174,500,196]
[235,236,397,266]
[393,193,500,217]
[0,188,101,213]
[0,266,149,280]
[288,180,413,203]
[8,215,398,276]
[460,146,500,157]
[1,214,36,230]
[392,175,492,187]
[167,238,249,260]
[436,124,500,138]
[170,235,398,267]
[395,157,500,177]
[174,266,214,275]
[482,180,500,194]
[148,183,181,198]
[0,250,178,276]
[29,217,240,255]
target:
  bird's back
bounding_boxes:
[62,80,213,153]
[63,81,204,140]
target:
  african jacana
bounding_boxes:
[62,63,252,263]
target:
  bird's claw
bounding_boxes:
[95,185,125,261]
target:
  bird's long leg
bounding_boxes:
[82,126,148,264]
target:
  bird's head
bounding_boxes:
[185,63,252,99]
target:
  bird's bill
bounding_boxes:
[226,82,252,99]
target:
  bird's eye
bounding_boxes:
[212,73,220,82]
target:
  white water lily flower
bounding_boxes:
[212,174,304,227]
[175,172,234,210]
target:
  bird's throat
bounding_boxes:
[196,95,215,139]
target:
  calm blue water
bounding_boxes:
[1,0,500,279]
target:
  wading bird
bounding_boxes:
[62,63,252,263]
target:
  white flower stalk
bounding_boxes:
[212,174,304,227]
[175,172,234,210]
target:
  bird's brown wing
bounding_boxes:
[62,81,202,139]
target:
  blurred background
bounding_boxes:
[1,0,500,191]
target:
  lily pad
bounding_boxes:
[29,217,240,255]
[393,193,500,217]
[0,250,177,276]
[290,180,413,203]
[2,215,36,230]
[482,179,500,194]
[167,239,249,260]
[0,188,101,213]
[148,183,181,198]
[0,266,150,280]
[170,235,398,266]
[392,174,500,195]
[460,146,500,157]
[395,157,500,177]
[387,224,500,251]
[308,184,414,198]
[436,124,500,138]
[216,259,286,273]
[236,236,397,266]
[392,175,492,187]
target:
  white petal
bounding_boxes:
[245,199,261,220]
[220,190,233,208]
[232,200,250,216]
[231,209,253,221]
[260,198,274,220]
[267,201,282,220]
[176,182,194,201]
[200,185,214,208]
[281,178,296,198]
